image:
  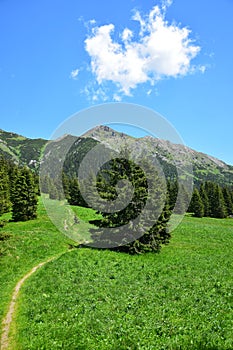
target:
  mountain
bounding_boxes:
[1,126,233,186]
[83,126,233,186]
[0,129,47,169]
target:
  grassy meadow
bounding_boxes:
[1,199,233,349]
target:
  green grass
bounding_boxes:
[8,214,233,349]
[0,198,72,327]
[71,205,102,223]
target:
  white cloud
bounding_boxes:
[84,0,205,98]
[113,94,122,102]
[122,28,133,42]
[70,68,80,80]
[81,82,108,103]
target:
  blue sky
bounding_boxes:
[0,0,233,164]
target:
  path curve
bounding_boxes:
[0,256,57,350]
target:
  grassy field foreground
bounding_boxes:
[1,208,231,349]
[0,199,100,326]
[1,199,233,349]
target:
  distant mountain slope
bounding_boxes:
[83,126,233,186]
[0,129,47,169]
[1,126,233,186]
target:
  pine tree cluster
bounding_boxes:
[188,181,233,218]
[0,157,38,221]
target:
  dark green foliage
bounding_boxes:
[167,179,178,211]
[67,178,88,207]
[40,175,51,194]
[90,157,171,254]
[63,137,99,178]
[212,185,228,219]
[62,172,70,200]
[0,157,11,215]
[11,167,38,221]
[188,181,232,219]
[173,183,190,215]
[189,188,204,217]
[48,181,59,200]
[199,183,209,217]
[204,182,227,219]
[0,219,8,228]
[222,187,233,216]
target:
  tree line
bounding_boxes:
[187,181,233,218]
[0,157,38,222]
[41,172,233,221]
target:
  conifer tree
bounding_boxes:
[189,188,204,217]
[62,172,70,200]
[167,180,178,211]
[0,158,11,215]
[40,175,51,194]
[49,181,59,200]
[204,181,216,217]
[174,183,189,215]
[89,157,171,254]
[222,187,233,216]
[212,184,227,218]
[11,167,38,221]
[199,183,209,217]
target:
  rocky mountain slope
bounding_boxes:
[1,126,233,186]
[83,126,233,186]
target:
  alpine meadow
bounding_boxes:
[1,125,233,349]
[1,0,233,349]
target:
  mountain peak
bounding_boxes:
[82,125,130,140]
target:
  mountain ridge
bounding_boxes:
[0,126,233,186]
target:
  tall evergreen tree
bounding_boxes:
[49,181,59,200]
[189,188,204,218]
[204,181,216,217]
[68,178,88,207]
[212,184,227,218]
[167,180,178,210]
[174,183,189,215]
[205,181,227,218]
[40,174,51,194]
[222,187,233,216]
[89,157,171,254]
[11,167,38,221]
[0,158,11,215]
[199,183,209,217]
[167,180,178,211]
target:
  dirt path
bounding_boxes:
[0,256,56,350]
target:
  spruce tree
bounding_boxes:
[199,183,209,217]
[204,181,216,217]
[68,178,82,205]
[0,158,11,215]
[174,183,189,215]
[189,188,204,218]
[49,181,59,200]
[40,175,51,194]
[205,181,227,218]
[62,172,70,201]
[11,167,38,221]
[167,180,178,211]
[212,184,227,218]
[222,187,233,216]
[89,157,171,254]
